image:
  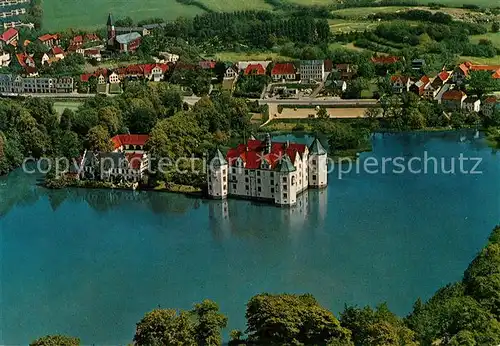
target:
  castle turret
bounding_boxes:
[308,138,328,188]
[274,154,297,206]
[207,148,228,199]
[264,133,271,154]
[107,13,116,47]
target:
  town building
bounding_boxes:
[481,97,499,116]
[15,52,37,76]
[299,60,325,83]
[80,134,149,182]
[335,64,355,80]
[0,50,10,66]
[106,13,142,53]
[453,62,500,84]
[0,27,18,47]
[390,75,411,94]
[411,59,426,71]
[224,65,238,79]
[441,90,467,111]
[199,60,216,70]
[37,33,59,48]
[410,75,430,96]
[463,97,481,113]
[158,52,179,63]
[244,63,266,76]
[0,74,74,93]
[271,63,297,82]
[206,135,328,206]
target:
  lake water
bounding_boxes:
[1,131,499,344]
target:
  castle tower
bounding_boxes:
[264,133,271,154]
[207,148,228,199]
[308,138,328,188]
[107,13,116,47]
[274,154,297,206]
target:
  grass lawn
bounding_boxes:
[460,56,500,65]
[53,101,83,114]
[470,33,500,49]
[332,6,407,19]
[284,0,338,5]
[328,19,385,33]
[414,0,500,6]
[212,51,292,62]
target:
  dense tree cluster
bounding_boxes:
[29,225,500,346]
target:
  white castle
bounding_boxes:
[206,134,328,206]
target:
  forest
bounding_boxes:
[28,225,500,346]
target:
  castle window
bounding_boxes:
[282,177,287,183]
[312,160,316,165]
[232,168,236,174]
[222,169,226,175]
[283,185,287,191]
[223,185,226,190]
[223,176,227,182]
[258,187,261,192]
[257,178,261,184]
[271,180,274,186]
[284,193,288,198]
[313,175,317,180]
[270,172,274,178]
[246,185,249,190]
[245,170,248,175]
[257,171,261,176]
[245,177,249,183]
[271,188,274,193]
[233,184,236,189]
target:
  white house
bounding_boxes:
[299,60,325,83]
[224,66,238,79]
[108,72,120,84]
[463,97,481,113]
[207,134,328,206]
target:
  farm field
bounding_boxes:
[460,55,500,65]
[415,0,500,6]
[328,19,386,33]
[470,33,500,49]
[331,6,407,18]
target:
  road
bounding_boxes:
[259,98,378,106]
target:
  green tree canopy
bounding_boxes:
[30,335,79,346]
[134,309,196,346]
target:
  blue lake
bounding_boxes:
[1,131,499,344]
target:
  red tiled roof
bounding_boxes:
[0,28,17,42]
[390,75,409,83]
[420,75,430,84]
[143,63,169,74]
[85,33,99,41]
[470,64,500,72]
[226,139,306,169]
[244,63,265,76]
[112,134,149,150]
[437,71,450,81]
[125,153,144,169]
[80,68,108,82]
[51,46,64,55]
[271,63,296,76]
[492,69,500,79]
[484,96,498,103]
[199,60,216,69]
[80,73,92,82]
[38,33,58,42]
[442,90,466,101]
[458,63,469,75]
[72,35,83,43]
[84,49,100,55]
[371,56,399,64]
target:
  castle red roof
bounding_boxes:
[226,139,307,170]
[72,35,83,43]
[199,60,216,69]
[271,63,296,76]
[0,28,17,42]
[244,63,265,76]
[111,134,149,150]
[143,63,169,74]
[85,33,99,41]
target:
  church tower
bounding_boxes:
[107,13,116,48]
[207,148,228,199]
[308,138,328,188]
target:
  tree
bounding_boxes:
[340,304,418,346]
[30,335,79,346]
[492,22,499,33]
[85,125,113,152]
[134,309,196,346]
[98,106,122,135]
[468,70,499,97]
[245,293,352,345]
[317,106,329,119]
[192,299,228,346]
[60,108,74,131]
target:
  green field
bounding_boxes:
[332,6,407,18]
[53,101,83,114]
[211,51,292,61]
[470,33,500,50]
[416,0,500,6]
